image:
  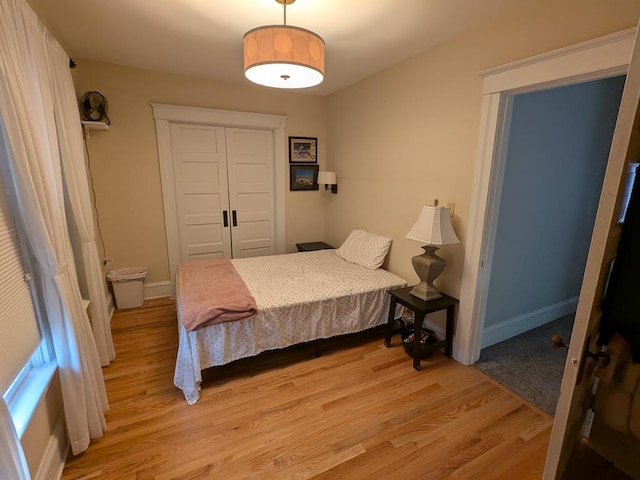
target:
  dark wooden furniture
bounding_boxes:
[296,241,334,252]
[385,286,458,371]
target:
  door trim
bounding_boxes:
[457,28,635,366]
[152,103,287,288]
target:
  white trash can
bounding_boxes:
[107,267,148,309]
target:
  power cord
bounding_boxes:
[83,133,109,265]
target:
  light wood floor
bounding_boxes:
[62,297,554,479]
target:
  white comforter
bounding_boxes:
[174,249,406,404]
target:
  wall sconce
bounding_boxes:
[317,171,337,194]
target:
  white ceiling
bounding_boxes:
[28,0,538,96]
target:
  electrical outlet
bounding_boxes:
[447,202,455,217]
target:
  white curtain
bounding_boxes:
[0,398,30,480]
[44,30,116,366]
[0,0,108,455]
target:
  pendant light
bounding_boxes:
[243,0,325,89]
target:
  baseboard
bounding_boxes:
[143,280,172,299]
[481,297,578,349]
[34,413,68,480]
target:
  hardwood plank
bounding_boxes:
[62,298,553,479]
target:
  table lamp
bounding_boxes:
[406,201,459,301]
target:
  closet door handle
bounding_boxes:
[232,210,238,227]
[223,210,228,227]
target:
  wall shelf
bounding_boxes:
[82,120,109,130]
[82,120,109,139]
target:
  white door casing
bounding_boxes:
[457,28,635,366]
[153,104,287,288]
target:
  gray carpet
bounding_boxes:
[474,315,574,416]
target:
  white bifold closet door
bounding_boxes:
[170,123,275,261]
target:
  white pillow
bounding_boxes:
[336,229,392,269]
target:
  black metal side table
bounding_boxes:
[384,286,459,371]
[296,242,334,252]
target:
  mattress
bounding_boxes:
[174,249,406,404]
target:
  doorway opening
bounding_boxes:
[456,28,635,369]
[474,75,626,415]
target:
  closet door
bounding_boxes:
[226,128,275,258]
[170,123,231,261]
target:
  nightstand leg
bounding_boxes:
[413,312,424,371]
[445,306,454,357]
[384,297,397,347]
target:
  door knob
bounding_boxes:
[550,334,609,368]
[550,334,569,349]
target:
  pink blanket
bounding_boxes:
[178,258,257,332]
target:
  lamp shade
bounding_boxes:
[243,25,325,89]
[317,171,336,185]
[406,206,459,246]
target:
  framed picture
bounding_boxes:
[289,136,317,163]
[290,165,319,191]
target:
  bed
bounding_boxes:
[174,230,407,404]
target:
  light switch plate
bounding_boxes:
[447,202,455,217]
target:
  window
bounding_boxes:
[0,162,54,438]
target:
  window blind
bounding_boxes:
[0,176,41,393]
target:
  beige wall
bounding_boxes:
[73,64,328,283]
[325,0,640,298]
[72,0,640,288]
